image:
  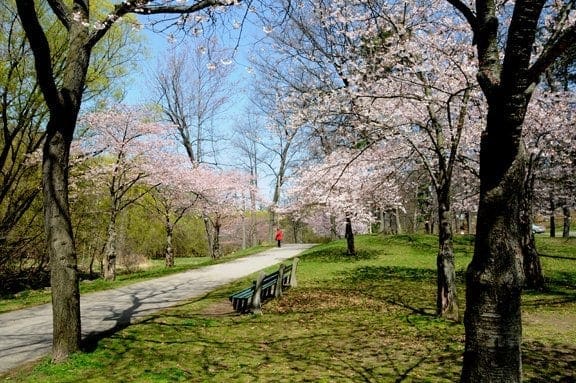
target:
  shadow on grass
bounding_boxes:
[523,341,576,383]
[303,247,380,262]
[73,278,574,383]
[540,253,576,261]
[96,303,462,382]
[340,264,467,286]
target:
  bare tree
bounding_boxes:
[152,39,234,164]
[232,113,263,248]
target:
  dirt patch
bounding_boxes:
[524,311,576,334]
[200,300,238,316]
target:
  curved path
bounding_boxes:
[0,244,314,373]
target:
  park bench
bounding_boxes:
[229,257,299,314]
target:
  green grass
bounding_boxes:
[0,245,272,314]
[2,235,575,382]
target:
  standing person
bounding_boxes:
[275,227,284,248]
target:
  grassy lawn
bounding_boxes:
[2,235,575,382]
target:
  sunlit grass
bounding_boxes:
[3,234,574,382]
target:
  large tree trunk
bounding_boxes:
[461,109,526,382]
[436,194,459,321]
[43,121,81,362]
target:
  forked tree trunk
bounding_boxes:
[204,214,222,259]
[436,196,459,321]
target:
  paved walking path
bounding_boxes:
[0,244,314,373]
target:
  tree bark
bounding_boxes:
[521,172,544,290]
[165,220,174,267]
[522,229,544,290]
[562,205,571,238]
[102,211,118,281]
[345,216,355,255]
[549,193,556,237]
[461,109,526,382]
[436,196,459,321]
[212,217,222,259]
[43,120,81,362]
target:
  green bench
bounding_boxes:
[229,257,299,314]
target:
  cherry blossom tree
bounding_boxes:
[197,168,255,258]
[75,105,165,280]
[525,90,575,243]
[285,144,404,255]
[351,9,485,321]
[141,151,203,267]
[259,0,485,320]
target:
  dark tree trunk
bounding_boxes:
[345,216,355,255]
[461,105,526,382]
[562,205,571,238]
[392,207,402,234]
[522,229,544,290]
[436,195,459,321]
[549,193,556,237]
[204,214,222,259]
[15,0,94,359]
[520,170,544,290]
[43,120,81,362]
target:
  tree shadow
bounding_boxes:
[523,340,576,382]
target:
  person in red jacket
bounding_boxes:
[275,227,284,248]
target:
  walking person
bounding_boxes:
[275,227,284,248]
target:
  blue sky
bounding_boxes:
[121,16,277,199]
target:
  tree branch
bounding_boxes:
[445,0,478,37]
[89,0,235,49]
[15,0,62,112]
[47,0,72,30]
[528,23,576,85]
